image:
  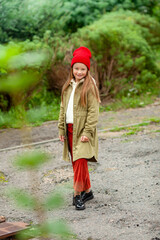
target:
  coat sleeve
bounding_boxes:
[58,101,65,136]
[82,88,99,140]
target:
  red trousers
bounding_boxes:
[67,124,91,192]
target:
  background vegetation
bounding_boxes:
[0,0,160,42]
[0,0,160,128]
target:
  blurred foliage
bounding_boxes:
[6,150,74,240]
[8,188,37,209]
[14,150,50,169]
[17,219,74,240]
[0,41,52,111]
[0,39,62,128]
[44,192,64,210]
[0,0,159,43]
[0,35,74,240]
[71,11,160,98]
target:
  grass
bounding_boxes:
[109,122,150,132]
[0,88,160,129]
[108,118,160,136]
[100,93,159,112]
[146,117,160,124]
[123,127,143,136]
[0,103,60,128]
[26,104,60,126]
[0,88,61,128]
[110,125,144,135]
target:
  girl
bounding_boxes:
[58,46,100,210]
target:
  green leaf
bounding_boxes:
[0,72,40,93]
[0,45,22,69]
[16,225,41,240]
[41,219,75,239]
[14,150,50,169]
[8,50,49,69]
[44,192,64,210]
[17,220,75,240]
[7,188,37,209]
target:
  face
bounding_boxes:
[73,63,88,82]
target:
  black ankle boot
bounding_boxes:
[81,190,94,203]
[73,191,85,206]
[73,195,85,210]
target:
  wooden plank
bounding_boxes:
[0,217,5,223]
[0,222,29,239]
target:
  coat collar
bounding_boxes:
[70,78,85,85]
[69,77,97,89]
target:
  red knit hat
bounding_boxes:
[71,46,92,70]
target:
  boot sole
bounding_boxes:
[75,206,85,210]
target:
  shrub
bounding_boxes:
[0,40,53,110]
[0,0,159,43]
[71,11,160,99]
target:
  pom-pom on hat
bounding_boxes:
[71,46,92,70]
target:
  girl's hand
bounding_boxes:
[81,135,89,142]
[59,135,65,142]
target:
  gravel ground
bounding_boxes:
[0,100,160,240]
[0,98,160,150]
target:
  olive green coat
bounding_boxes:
[58,79,99,162]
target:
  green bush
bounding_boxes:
[0,0,159,43]
[0,98,60,128]
[71,11,160,98]
[0,0,63,43]
[53,0,160,34]
[0,40,54,110]
[0,42,61,128]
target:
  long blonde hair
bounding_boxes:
[61,68,101,107]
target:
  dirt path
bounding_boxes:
[0,99,160,240]
[0,99,160,150]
